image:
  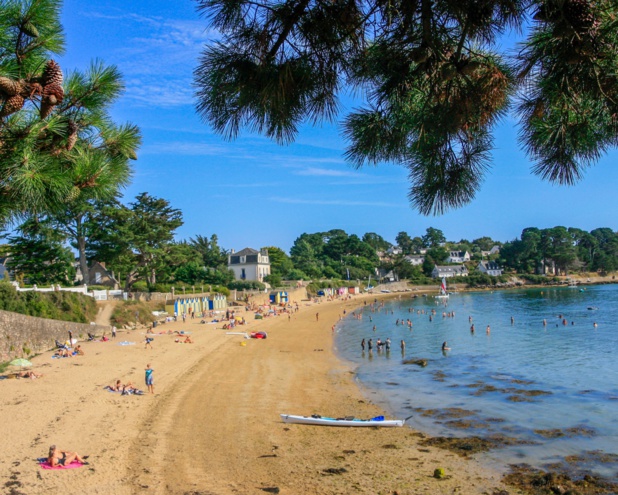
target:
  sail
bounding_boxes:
[440,277,447,296]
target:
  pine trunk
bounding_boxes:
[76,216,89,285]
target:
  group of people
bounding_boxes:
[361,337,406,353]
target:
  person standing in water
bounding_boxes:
[361,338,366,351]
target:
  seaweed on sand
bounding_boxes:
[503,464,618,495]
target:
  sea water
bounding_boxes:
[334,285,618,479]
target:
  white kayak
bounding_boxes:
[280,414,406,427]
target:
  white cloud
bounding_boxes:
[140,141,231,156]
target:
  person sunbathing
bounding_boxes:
[17,370,42,379]
[47,445,86,467]
[107,379,124,392]
[184,336,193,344]
[54,348,72,358]
[74,345,84,356]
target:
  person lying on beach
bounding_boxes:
[47,445,87,467]
[107,380,124,392]
[54,348,72,358]
[17,370,43,379]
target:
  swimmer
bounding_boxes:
[441,341,451,351]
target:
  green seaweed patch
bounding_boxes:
[506,395,534,402]
[503,464,618,495]
[444,419,490,430]
[412,407,477,420]
[419,436,494,457]
[484,417,506,423]
[506,388,552,397]
[432,370,447,382]
[534,426,596,439]
[471,384,504,395]
[403,358,428,367]
[510,378,535,385]
[565,450,618,466]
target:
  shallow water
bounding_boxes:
[334,285,618,479]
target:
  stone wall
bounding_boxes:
[0,310,109,362]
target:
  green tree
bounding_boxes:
[7,217,75,285]
[194,0,618,214]
[395,231,413,254]
[422,227,446,248]
[88,193,183,290]
[262,245,293,278]
[190,234,228,268]
[362,232,391,252]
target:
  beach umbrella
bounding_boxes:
[9,358,32,368]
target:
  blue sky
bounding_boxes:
[57,0,618,252]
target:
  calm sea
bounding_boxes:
[334,284,618,479]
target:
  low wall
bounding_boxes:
[0,310,109,362]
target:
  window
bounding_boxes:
[95,272,102,283]
[241,268,246,280]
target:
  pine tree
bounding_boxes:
[194,0,618,214]
[0,0,141,226]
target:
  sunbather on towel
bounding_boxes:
[47,445,86,467]
[17,370,43,379]
[54,348,72,358]
[107,379,124,392]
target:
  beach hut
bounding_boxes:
[348,286,360,294]
[209,294,227,310]
[269,291,289,305]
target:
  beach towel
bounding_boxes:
[38,459,86,470]
[118,341,135,346]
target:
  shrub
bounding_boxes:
[227,280,265,291]
[0,281,97,322]
[110,300,163,327]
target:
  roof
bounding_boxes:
[232,247,260,256]
[479,261,502,270]
[434,265,468,273]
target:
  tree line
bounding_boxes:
[3,192,616,291]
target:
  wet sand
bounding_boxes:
[0,289,509,494]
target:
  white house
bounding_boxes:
[447,251,471,263]
[404,255,425,266]
[228,248,271,282]
[478,261,503,276]
[387,246,402,256]
[432,265,469,278]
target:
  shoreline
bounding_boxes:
[1,290,507,494]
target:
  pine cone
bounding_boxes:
[42,60,63,87]
[21,21,39,38]
[43,83,64,103]
[66,121,78,151]
[0,95,25,117]
[40,98,55,119]
[0,76,23,96]
[66,186,80,202]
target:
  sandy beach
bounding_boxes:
[1,289,510,495]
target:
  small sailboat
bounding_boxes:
[436,277,449,299]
